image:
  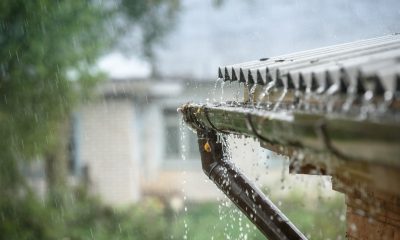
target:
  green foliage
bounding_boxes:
[63,194,168,240]
[0,0,181,185]
[0,1,181,237]
[0,187,345,239]
[119,0,181,60]
[274,192,346,239]
[0,0,112,188]
[0,193,61,240]
[170,201,264,240]
[0,190,169,240]
[0,0,182,187]
[169,195,346,239]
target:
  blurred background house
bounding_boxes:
[71,78,221,205]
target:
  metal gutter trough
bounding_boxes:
[179,34,400,239]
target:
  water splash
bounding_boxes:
[272,89,287,112]
[249,84,259,107]
[220,80,226,103]
[256,81,275,109]
[234,83,243,103]
[179,117,189,239]
[213,78,223,102]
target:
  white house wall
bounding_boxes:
[79,99,141,205]
[141,103,164,180]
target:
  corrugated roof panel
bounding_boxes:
[219,34,400,97]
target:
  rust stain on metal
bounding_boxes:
[204,141,211,152]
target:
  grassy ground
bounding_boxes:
[0,189,345,239]
[170,193,346,239]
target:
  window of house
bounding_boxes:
[165,116,180,158]
[68,114,81,176]
[164,109,199,162]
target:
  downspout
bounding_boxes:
[179,107,307,239]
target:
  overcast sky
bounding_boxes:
[99,0,400,80]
